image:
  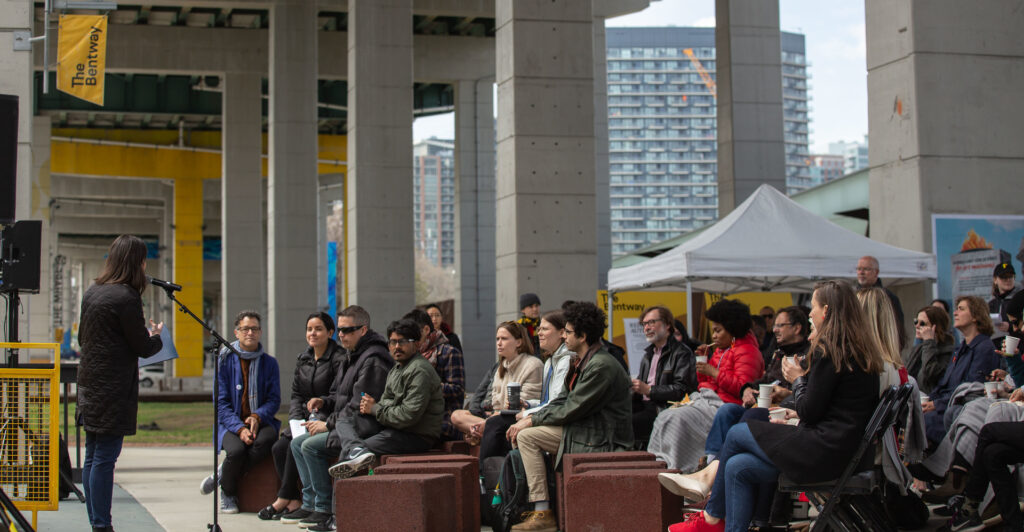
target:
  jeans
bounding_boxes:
[705,424,780,532]
[290,432,337,513]
[964,421,1024,527]
[83,431,125,528]
[705,403,745,457]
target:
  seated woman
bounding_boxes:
[666,280,885,532]
[903,305,955,394]
[450,322,542,445]
[922,296,999,446]
[260,312,344,520]
[944,418,1024,531]
[647,299,764,472]
[858,287,906,389]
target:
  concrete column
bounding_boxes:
[346,0,415,325]
[27,117,52,345]
[865,0,1024,314]
[495,0,598,322]
[454,79,496,388]
[268,0,318,376]
[593,17,611,290]
[0,1,33,344]
[714,0,786,215]
[221,72,266,329]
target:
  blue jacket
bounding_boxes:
[216,344,281,450]
[931,334,998,415]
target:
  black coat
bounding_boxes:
[286,339,345,430]
[76,283,163,436]
[468,361,500,417]
[748,352,880,484]
[633,336,696,407]
[324,330,394,448]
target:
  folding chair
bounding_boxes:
[778,383,914,532]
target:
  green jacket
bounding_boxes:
[372,354,444,441]
[531,346,634,467]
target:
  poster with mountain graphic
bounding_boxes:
[932,215,1024,304]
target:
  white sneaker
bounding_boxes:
[327,451,376,479]
[658,472,711,502]
[219,491,239,514]
[199,463,222,495]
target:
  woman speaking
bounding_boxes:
[77,235,163,532]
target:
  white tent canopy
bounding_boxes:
[608,184,937,295]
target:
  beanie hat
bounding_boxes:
[519,292,541,310]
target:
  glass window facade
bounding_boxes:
[413,139,456,267]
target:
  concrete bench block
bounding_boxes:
[565,469,683,532]
[375,461,480,532]
[442,440,472,455]
[381,453,475,466]
[557,451,656,530]
[334,474,456,531]
[573,460,667,474]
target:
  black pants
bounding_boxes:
[271,434,301,500]
[221,425,277,496]
[964,421,1024,527]
[334,417,434,459]
[632,400,660,445]
[478,413,516,462]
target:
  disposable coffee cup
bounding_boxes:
[758,384,773,409]
[507,382,522,410]
[1004,336,1020,356]
[695,355,708,364]
[920,393,929,405]
[769,408,786,422]
[785,355,798,367]
[985,381,1000,400]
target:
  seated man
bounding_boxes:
[631,305,696,444]
[329,318,445,478]
[201,310,280,514]
[506,302,633,531]
[282,305,393,529]
[404,308,465,441]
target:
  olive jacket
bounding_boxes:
[532,344,634,467]
[371,353,445,441]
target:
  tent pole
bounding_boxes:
[607,290,615,341]
[686,280,693,340]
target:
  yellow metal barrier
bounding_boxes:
[0,343,60,529]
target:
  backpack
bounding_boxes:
[479,456,505,526]
[491,449,558,532]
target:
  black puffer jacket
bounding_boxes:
[323,330,394,448]
[77,283,162,436]
[286,339,345,432]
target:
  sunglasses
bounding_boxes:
[339,325,364,335]
[913,320,931,327]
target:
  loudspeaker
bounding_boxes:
[0,94,17,225]
[0,220,41,293]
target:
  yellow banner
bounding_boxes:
[57,15,107,106]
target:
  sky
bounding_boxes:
[413,0,869,154]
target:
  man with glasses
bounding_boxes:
[286,305,393,530]
[505,302,633,531]
[328,318,444,479]
[201,310,281,514]
[856,255,906,348]
[631,305,696,444]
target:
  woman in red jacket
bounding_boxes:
[648,299,765,472]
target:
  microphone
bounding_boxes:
[149,276,182,292]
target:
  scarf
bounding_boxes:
[422,329,449,365]
[226,340,262,416]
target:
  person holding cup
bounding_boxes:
[902,306,955,394]
[450,322,542,446]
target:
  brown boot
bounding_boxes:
[510,510,557,531]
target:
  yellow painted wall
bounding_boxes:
[52,129,346,377]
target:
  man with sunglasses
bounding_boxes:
[329,318,444,479]
[288,305,393,530]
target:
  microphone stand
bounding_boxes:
[159,286,240,532]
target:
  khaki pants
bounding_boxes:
[515,425,563,502]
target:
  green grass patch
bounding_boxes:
[61,402,220,445]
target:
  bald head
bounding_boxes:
[857,256,879,287]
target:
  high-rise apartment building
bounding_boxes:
[829,135,870,175]
[606,27,810,256]
[413,138,456,267]
[808,154,845,184]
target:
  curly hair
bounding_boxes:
[563,301,606,346]
[386,318,422,342]
[704,299,752,339]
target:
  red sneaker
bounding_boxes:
[667,512,726,532]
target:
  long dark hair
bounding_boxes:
[918,306,954,345]
[810,280,884,375]
[95,235,148,293]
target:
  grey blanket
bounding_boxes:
[647,388,723,472]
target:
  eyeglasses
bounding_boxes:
[640,320,663,328]
[388,338,418,347]
[564,328,576,336]
[913,320,931,327]
[339,325,364,335]
[772,322,792,330]
[236,326,261,334]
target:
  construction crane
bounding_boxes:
[683,48,716,100]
